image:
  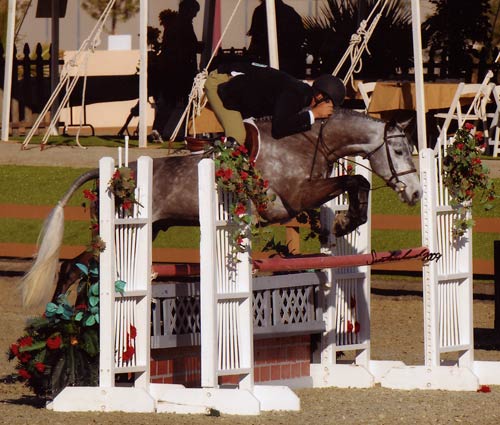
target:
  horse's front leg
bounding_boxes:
[291,175,370,237]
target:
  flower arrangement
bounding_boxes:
[212,139,275,251]
[108,167,141,216]
[8,259,100,397]
[442,123,496,238]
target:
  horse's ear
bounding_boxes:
[397,116,414,131]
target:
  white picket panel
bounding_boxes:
[99,156,153,389]
[311,157,374,388]
[198,158,254,390]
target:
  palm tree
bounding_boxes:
[422,0,491,79]
[303,0,413,80]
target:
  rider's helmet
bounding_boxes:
[312,75,346,106]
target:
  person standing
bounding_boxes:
[247,0,306,78]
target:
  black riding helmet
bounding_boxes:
[312,75,346,106]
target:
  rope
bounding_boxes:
[332,0,388,85]
[169,0,245,143]
[22,0,117,150]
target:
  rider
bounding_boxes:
[204,62,346,144]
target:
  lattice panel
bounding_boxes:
[438,279,466,349]
[278,287,311,324]
[162,297,200,336]
[253,291,267,327]
[217,300,244,371]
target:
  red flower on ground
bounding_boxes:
[477,385,491,393]
[18,369,31,380]
[83,189,98,201]
[46,334,62,350]
[34,362,46,373]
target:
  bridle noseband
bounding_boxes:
[363,122,417,192]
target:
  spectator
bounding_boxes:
[247,0,306,78]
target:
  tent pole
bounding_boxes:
[1,0,16,142]
[410,0,427,152]
[265,0,279,70]
[138,0,148,147]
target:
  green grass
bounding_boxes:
[1,165,499,262]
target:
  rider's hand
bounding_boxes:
[312,100,334,120]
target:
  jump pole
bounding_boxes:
[152,247,429,277]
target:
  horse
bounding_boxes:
[20,109,422,308]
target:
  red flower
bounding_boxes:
[215,168,225,177]
[347,320,354,333]
[231,149,241,157]
[477,385,491,393]
[18,369,31,380]
[130,325,137,339]
[456,143,464,150]
[34,362,46,373]
[10,343,19,357]
[91,223,99,232]
[122,199,132,211]
[234,203,247,216]
[475,131,484,141]
[240,171,249,180]
[75,303,88,310]
[83,189,98,201]
[46,334,62,350]
[354,321,361,334]
[263,180,269,188]
[112,170,121,180]
[224,168,233,180]
[122,345,135,363]
[18,336,33,347]
[236,235,244,245]
[472,158,482,165]
[257,203,267,213]
[18,352,31,363]
[464,122,475,130]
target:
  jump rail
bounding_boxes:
[152,246,429,277]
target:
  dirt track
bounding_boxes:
[2,270,500,424]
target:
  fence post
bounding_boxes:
[494,240,500,334]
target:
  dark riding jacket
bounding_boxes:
[216,63,314,139]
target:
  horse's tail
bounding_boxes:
[20,169,100,308]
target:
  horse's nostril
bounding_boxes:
[413,190,422,202]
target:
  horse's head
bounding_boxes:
[364,119,422,206]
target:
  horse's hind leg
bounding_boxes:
[332,175,371,237]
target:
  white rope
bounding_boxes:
[332,0,388,86]
[169,0,245,143]
[22,0,116,149]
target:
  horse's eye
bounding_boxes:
[394,149,403,155]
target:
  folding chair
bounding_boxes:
[487,85,500,157]
[434,82,495,150]
[357,81,377,113]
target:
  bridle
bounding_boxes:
[310,120,417,193]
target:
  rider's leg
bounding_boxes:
[205,70,246,144]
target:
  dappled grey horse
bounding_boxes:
[21,109,422,308]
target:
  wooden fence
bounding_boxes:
[0,202,497,276]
